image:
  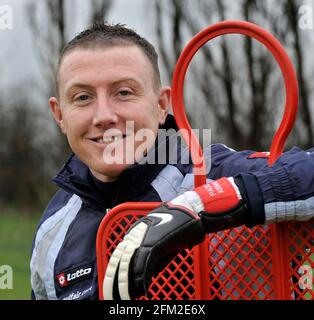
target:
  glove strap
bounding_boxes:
[199,201,249,233]
[194,177,250,233]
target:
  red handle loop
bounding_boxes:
[171,20,298,187]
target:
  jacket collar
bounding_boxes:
[52,115,179,209]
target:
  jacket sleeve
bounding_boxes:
[207,144,314,224]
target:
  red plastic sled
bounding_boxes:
[97,21,313,300]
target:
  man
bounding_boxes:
[30,22,314,300]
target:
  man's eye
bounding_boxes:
[119,90,132,97]
[76,95,90,101]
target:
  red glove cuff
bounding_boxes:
[194,177,241,213]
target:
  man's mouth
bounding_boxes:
[90,135,127,144]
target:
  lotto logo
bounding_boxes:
[66,268,92,282]
[56,266,93,287]
[57,273,68,287]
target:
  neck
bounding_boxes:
[90,169,118,183]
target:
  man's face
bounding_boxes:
[50,45,170,182]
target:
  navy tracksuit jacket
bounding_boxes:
[30,115,314,299]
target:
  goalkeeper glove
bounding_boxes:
[102,175,264,300]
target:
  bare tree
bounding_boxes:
[284,0,313,148]
[0,0,114,212]
[242,0,274,149]
[153,0,313,151]
[216,0,246,147]
[90,0,112,24]
[0,93,55,211]
[155,0,183,83]
[27,0,113,97]
[26,0,113,170]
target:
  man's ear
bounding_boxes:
[158,86,171,125]
[49,97,66,134]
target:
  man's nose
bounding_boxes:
[92,97,118,127]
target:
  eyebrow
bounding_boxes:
[65,83,94,97]
[110,77,144,90]
[65,77,143,96]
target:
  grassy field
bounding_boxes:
[0,210,40,300]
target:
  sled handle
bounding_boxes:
[171,20,298,187]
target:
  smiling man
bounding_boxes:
[30,22,173,300]
[30,22,314,300]
[49,36,170,182]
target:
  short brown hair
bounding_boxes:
[56,22,161,95]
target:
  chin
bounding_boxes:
[91,162,132,181]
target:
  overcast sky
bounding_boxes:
[0,0,158,94]
[2,0,314,104]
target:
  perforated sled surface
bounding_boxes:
[97,203,313,300]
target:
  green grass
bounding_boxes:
[0,210,40,300]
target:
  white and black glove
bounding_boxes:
[102,176,264,300]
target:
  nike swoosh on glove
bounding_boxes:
[102,176,259,300]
